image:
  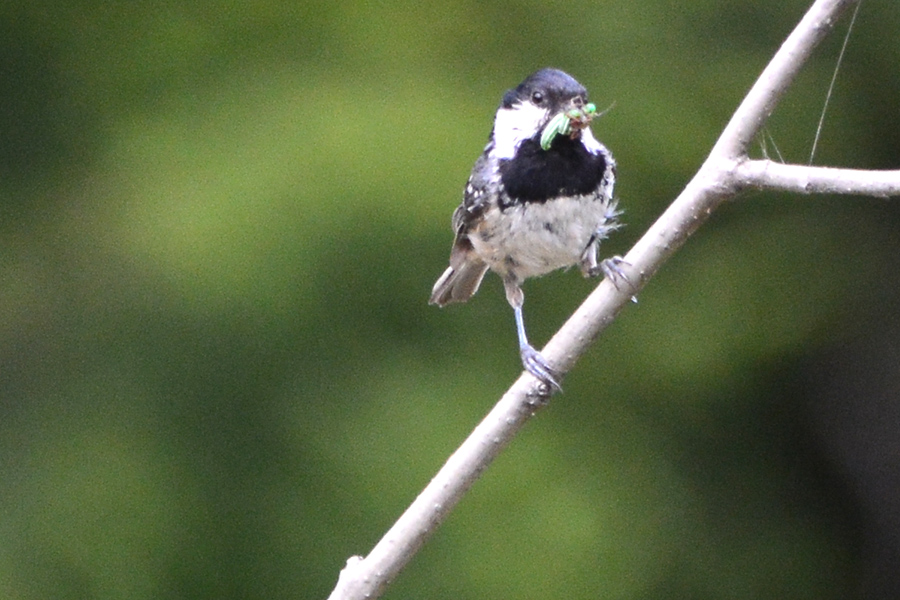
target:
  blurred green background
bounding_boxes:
[3,1,900,598]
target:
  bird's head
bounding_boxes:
[491,68,598,159]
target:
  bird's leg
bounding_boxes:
[579,239,600,277]
[504,278,561,392]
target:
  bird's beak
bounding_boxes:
[539,100,598,150]
[563,99,597,133]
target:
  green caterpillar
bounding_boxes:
[540,103,597,150]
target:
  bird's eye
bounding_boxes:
[531,91,544,105]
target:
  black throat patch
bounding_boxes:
[499,137,609,205]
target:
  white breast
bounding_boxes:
[470,192,616,280]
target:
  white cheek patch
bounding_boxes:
[492,102,548,160]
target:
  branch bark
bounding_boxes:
[327,1,893,598]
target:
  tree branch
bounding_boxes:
[735,160,900,197]
[327,1,877,598]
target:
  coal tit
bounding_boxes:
[430,68,624,391]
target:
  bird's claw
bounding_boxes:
[599,255,630,288]
[520,344,562,393]
[585,255,638,302]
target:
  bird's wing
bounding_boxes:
[429,149,497,306]
[453,149,496,234]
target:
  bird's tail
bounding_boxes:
[429,259,489,306]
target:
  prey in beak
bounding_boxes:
[540,100,599,150]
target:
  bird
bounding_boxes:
[430,68,625,392]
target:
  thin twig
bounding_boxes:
[809,0,862,164]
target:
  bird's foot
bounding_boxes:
[598,255,629,287]
[520,344,562,393]
[588,255,638,302]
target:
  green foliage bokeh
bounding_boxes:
[2,1,899,599]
